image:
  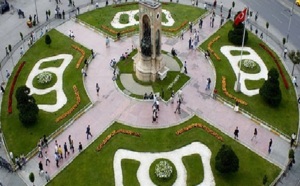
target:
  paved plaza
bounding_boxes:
[0,0,299,186]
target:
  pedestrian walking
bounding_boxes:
[220,1,223,12]
[188,37,192,49]
[78,142,83,151]
[81,68,87,77]
[293,76,298,87]
[106,36,110,47]
[20,47,24,56]
[42,134,48,148]
[255,12,258,21]
[5,47,9,56]
[283,48,288,59]
[260,32,263,39]
[96,83,100,96]
[45,171,50,182]
[205,78,211,90]
[251,128,257,141]
[199,18,203,29]
[64,142,69,158]
[170,90,175,104]
[38,161,44,175]
[211,17,215,28]
[1,85,5,93]
[6,70,10,79]
[174,99,182,114]
[180,29,184,40]
[58,145,63,159]
[55,152,59,167]
[152,106,158,123]
[184,61,187,74]
[68,135,74,153]
[38,145,43,158]
[291,133,296,147]
[234,127,239,140]
[86,125,93,139]
[220,15,224,27]
[45,151,50,166]
[268,138,272,153]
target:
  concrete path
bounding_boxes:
[0,0,298,186]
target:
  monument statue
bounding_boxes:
[133,0,168,82]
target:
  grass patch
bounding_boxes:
[245,79,265,90]
[200,21,298,135]
[119,14,129,24]
[48,116,280,186]
[122,159,140,186]
[182,154,204,185]
[230,50,250,56]
[39,59,64,69]
[77,3,206,37]
[33,90,57,105]
[1,29,91,156]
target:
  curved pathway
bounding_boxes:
[15,10,291,186]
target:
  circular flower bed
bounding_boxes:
[37,71,52,84]
[239,59,260,74]
[150,158,177,186]
[33,72,57,89]
[155,160,173,178]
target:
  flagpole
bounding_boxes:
[234,8,247,92]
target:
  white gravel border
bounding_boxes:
[220,46,268,96]
[25,54,73,112]
[113,142,215,186]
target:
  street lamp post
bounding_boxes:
[287,1,295,43]
[34,0,39,24]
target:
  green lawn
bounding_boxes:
[1,29,91,156]
[116,50,190,100]
[48,116,280,186]
[200,21,298,135]
[77,2,206,37]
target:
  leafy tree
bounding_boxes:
[29,172,35,185]
[15,86,39,126]
[228,12,248,46]
[45,34,52,46]
[215,144,239,173]
[259,68,282,107]
[288,50,300,75]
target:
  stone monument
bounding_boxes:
[134,0,168,82]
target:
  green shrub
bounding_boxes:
[228,12,248,46]
[259,68,282,107]
[15,86,39,126]
[45,34,52,46]
[215,144,239,173]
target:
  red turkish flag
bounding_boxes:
[234,8,247,25]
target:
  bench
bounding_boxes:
[158,66,169,80]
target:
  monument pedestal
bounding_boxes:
[134,54,164,82]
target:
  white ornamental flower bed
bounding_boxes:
[37,71,52,84]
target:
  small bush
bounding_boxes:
[259,68,282,107]
[215,144,239,173]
